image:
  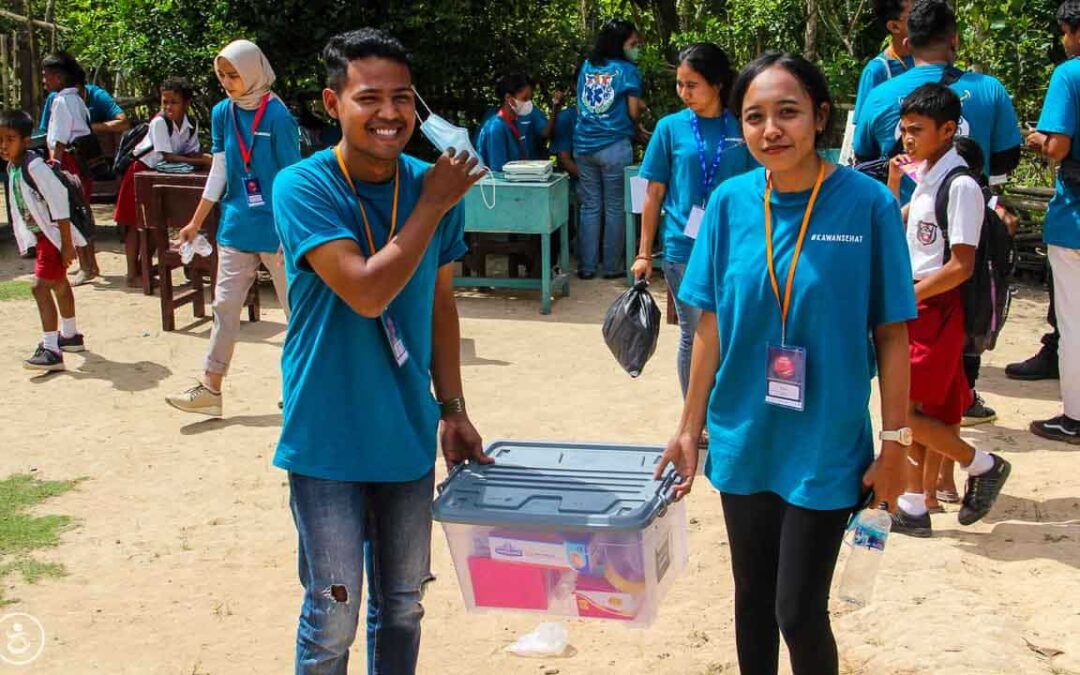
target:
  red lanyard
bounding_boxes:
[231,94,270,172]
[498,108,527,160]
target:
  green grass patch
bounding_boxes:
[0,474,79,605]
[0,280,33,302]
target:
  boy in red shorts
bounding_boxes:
[887,83,1011,537]
[1,109,86,371]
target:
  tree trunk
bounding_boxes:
[804,0,820,61]
[21,0,41,119]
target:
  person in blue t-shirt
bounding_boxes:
[854,0,1022,205]
[165,39,300,417]
[656,53,916,675]
[1026,1,1080,445]
[574,19,649,279]
[550,105,578,177]
[39,52,130,135]
[271,29,487,673]
[636,42,756,398]
[476,72,546,171]
[853,0,915,122]
[477,98,553,159]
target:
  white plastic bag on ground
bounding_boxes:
[505,622,569,658]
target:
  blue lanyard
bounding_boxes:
[690,111,730,205]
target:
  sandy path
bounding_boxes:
[0,234,1076,675]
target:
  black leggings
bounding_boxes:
[721,491,852,675]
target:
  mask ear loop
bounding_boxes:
[412,86,435,123]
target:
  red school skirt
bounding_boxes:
[59,152,92,203]
[908,287,973,425]
[113,160,151,227]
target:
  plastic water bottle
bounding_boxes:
[838,508,892,607]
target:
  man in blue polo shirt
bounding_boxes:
[1026,1,1080,445]
[854,0,1021,204]
[272,28,488,674]
[853,0,915,122]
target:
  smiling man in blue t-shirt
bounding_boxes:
[854,0,1022,204]
[272,28,488,674]
[1026,1,1080,445]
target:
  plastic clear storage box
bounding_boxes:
[432,441,688,627]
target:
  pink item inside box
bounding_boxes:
[468,557,552,610]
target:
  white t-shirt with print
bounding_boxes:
[906,147,985,280]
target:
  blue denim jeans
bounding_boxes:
[575,137,633,275]
[662,259,703,398]
[289,470,436,675]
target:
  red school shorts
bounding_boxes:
[908,287,973,425]
[113,159,150,228]
[34,233,67,282]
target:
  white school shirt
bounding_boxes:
[6,156,88,255]
[45,87,92,151]
[906,147,985,280]
[134,114,200,169]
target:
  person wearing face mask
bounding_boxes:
[635,42,756,399]
[476,72,544,172]
[165,39,300,418]
[656,53,916,675]
[574,18,649,280]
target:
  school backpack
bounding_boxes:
[935,167,1015,353]
[113,115,198,176]
[17,151,97,241]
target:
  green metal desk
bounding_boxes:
[456,173,571,314]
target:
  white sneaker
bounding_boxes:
[166,382,222,417]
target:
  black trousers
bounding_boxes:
[721,491,852,675]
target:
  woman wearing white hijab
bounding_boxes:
[167,39,301,417]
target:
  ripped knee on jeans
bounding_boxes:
[322,584,350,604]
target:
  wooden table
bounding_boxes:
[134,171,213,295]
[455,173,571,314]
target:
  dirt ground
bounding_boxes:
[0,225,1077,674]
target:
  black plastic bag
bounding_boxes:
[602,280,661,377]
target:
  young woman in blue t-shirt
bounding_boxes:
[573,19,648,279]
[635,42,755,398]
[656,53,916,675]
[476,73,542,172]
[166,39,300,417]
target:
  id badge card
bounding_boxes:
[243,175,265,208]
[765,344,807,411]
[380,314,410,367]
[684,205,705,240]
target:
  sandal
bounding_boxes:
[71,269,99,286]
[936,489,961,504]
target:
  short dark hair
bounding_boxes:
[495,73,532,102]
[953,136,986,178]
[160,76,194,101]
[900,82,961,128]
[589,19,638,66]
[907,0,956,50]
[0,109,34,138]
[873,0,908,28]
[730,52,834,146]
[322,28,412,92]
[677,42,735,97]
[1058,1,1080,32]
[41,51,84,88]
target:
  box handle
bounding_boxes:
[654,470,680,517]
[436,463,466,495]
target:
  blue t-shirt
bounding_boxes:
[478,106,548,158]
[272,150,468,483]
[1037,58,1080,249]
[679,167,917,510]
[854,64,1021,203]
[211,97,301,253]
[853,51,916,122]
[549,107,577,156]
[639,109,757,264]
[574,58,642,156]
[476,113,529,172]
[38,84,124,131]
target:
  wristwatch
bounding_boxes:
[439,397,466,417]
[879,427,913,446]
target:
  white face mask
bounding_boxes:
[512,98,534,118]
[413,88,486,176]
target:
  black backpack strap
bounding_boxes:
[940,65,965,86]
[934,166,974,265]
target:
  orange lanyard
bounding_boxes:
[764,162,825,345]
[885,45,909,70]
[334,144,399,256]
